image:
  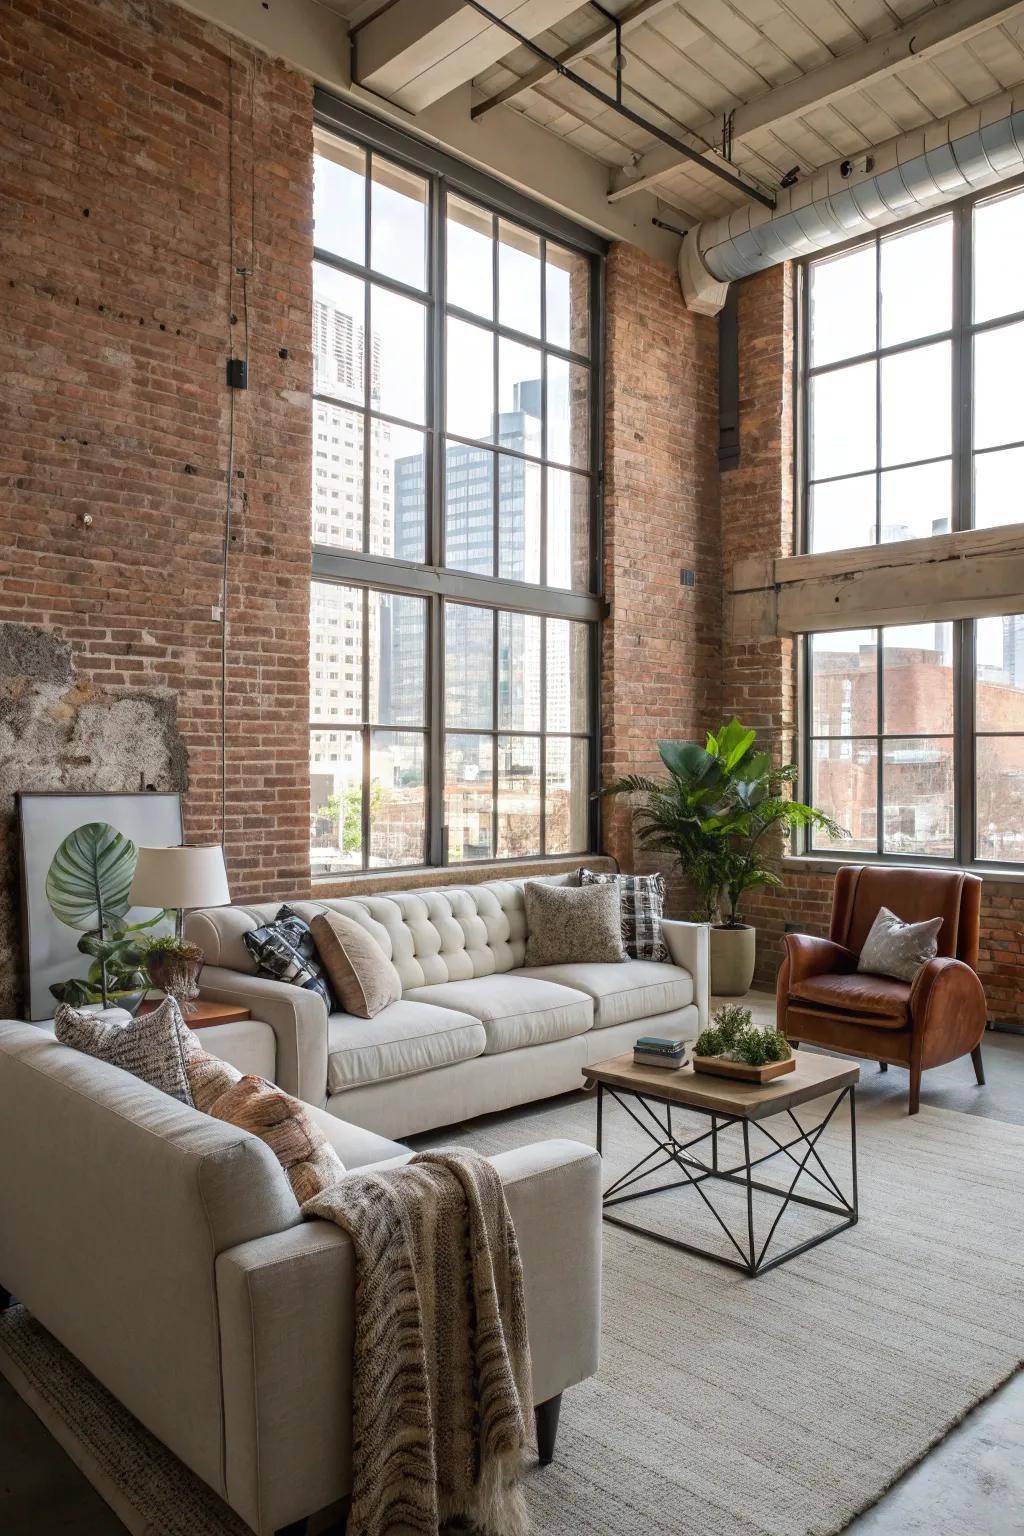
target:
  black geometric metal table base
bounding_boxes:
[595,1081,858,1278]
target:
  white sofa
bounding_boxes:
[186,874,710,1138]
[0,1020,602,1536]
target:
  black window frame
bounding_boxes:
[309,95,605,878]
[795,175,1024,873]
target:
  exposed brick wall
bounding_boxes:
[601,243,721,916]
[1,0,314,926]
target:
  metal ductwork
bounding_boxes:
[680,88,1024,315]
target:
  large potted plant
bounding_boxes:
[607,721,845,995]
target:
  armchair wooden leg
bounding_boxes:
[971,1044,986,1086]
[878,1062,888,1073]
[908,1065,921,1115]
[535,1393,562,1466]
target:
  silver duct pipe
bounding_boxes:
[680,88,1024,315]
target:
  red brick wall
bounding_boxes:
[601,243,721,915]
[1,0,313,900]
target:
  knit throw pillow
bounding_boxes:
[523,879,626,967]
[857,906,943,983]
[207,1075,346,1204]
[580,868,667,961]
[310,910,402,1019]
[54,996,194,1106]
[243,905,335,1012]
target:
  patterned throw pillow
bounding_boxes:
[243,905,335,1011]
[207,1075,346,1204]
[523,880,626,967]
[580,868,667,961]
[54,996,194,1106]
[857,906,942,983]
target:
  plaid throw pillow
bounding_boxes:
[243,905,335,1012]
[580,869,667,962]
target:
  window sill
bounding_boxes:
[309,852,615,899]
[783,854,1024,886]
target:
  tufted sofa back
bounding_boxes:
[186,874,576,994]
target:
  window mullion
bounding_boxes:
[959,618,976,865]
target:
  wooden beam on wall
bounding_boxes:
[729,524,1024,640]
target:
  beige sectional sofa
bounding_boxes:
[0,1020,602,1535]
[187,874,710,1138]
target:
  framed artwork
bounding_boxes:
[17,791,184,1021]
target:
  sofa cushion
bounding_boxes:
[402,975,593,1055]
[54,998,195,1106]
[518,960,692,1030]
[305,1104,408,1168]
[327,1000,486,1094]
[580,868,667,961]
[208,1076,347,1204]
[243,906,334,1012]
[790,971,911,1023]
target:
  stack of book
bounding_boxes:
[633,1036,688,1070]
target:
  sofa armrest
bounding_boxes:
[485,1139,601,1405]
[910,956,988,1067]
[661,919,710,1029]
[198,966,328,1105]
[215,1137,602,1535]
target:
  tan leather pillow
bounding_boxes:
[310,910,402,1019]
[207,1075,345,1205]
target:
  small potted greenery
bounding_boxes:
[607,720,845,995]
[692,1004,794,1083]
[142,935,205,1015]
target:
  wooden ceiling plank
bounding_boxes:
[470,0,682,118]
[608,0,1024,200]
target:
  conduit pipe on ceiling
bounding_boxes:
[680,88,1024,315]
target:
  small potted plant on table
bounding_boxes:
[693,1004,795,1083]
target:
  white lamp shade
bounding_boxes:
[129,845,231,911]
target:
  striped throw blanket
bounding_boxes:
[304,1149,534,1536]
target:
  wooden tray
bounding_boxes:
[691,1054,796,1084]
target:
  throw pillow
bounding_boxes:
[243,905,335,1012]
[857,906,943,983]
[523,880,626,967]
[207,1075,346,1204]
[182,1028,243,1113]
[54,996,194,1107]
[580,868,667,961]
[310,910,402,1019]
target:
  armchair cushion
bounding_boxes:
[790,971,911,1024]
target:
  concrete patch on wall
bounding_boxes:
[0,623,188,1019]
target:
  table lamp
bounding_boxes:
[129,845,231,940]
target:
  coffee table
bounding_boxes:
[583,1052,859,1277]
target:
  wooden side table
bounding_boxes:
[138,999,252,1029]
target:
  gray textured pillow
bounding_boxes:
[857,906,942,983]
[54,996,194,1106]
[524,880,626,967]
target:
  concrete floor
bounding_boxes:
[2,1020,1022,1536]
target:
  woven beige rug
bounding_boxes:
[1,1086,1021,1536]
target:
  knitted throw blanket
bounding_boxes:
[303,1149,534,1536]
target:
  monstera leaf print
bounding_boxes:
[45,822,138,932]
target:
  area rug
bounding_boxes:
[1,1086,1022,1536]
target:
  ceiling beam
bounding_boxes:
[608,0,1024,201]
[471,0,680,120]
[352,0,586,114]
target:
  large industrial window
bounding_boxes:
[799,179,1024,868]
[309,98,603,876]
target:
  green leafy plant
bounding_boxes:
[607,719,846,926]
[46,822,168,1012]
[143,935,203,962]
[695,1004,792,1065]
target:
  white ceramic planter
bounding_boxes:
[710,924,757,997]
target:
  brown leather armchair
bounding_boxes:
[777,865,988,1115]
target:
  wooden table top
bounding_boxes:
[138,998,252,1028]
[583,1052,859,1121]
